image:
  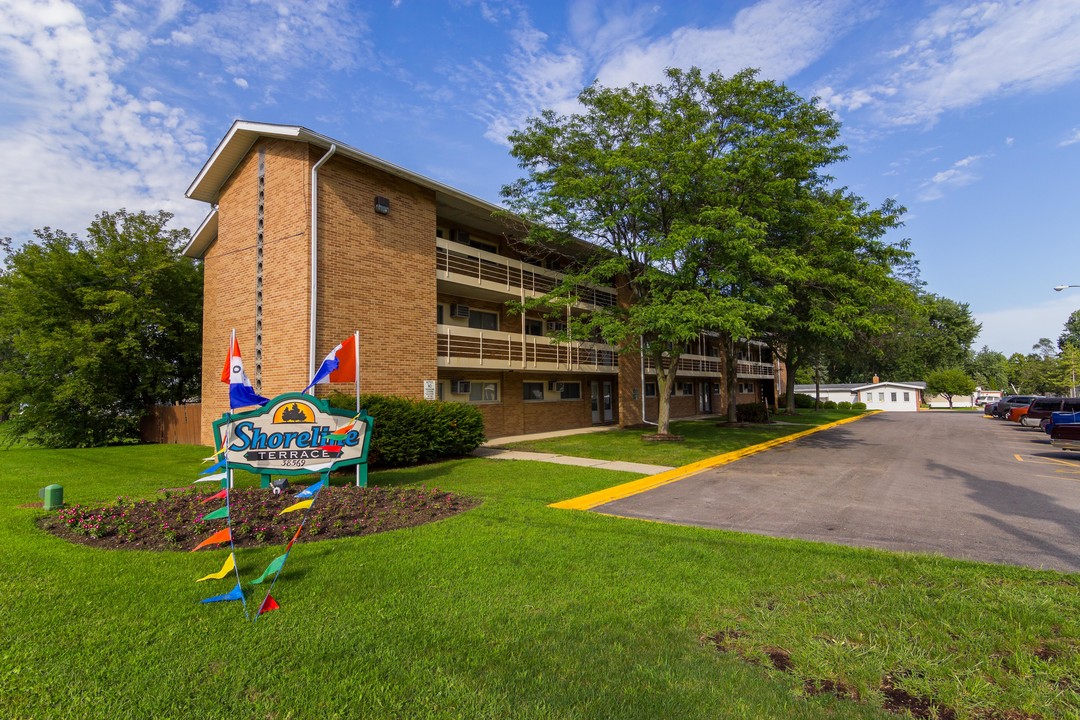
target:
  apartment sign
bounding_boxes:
[212,393,372,476]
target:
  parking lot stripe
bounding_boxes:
[548,412,879,511]
[1014,454,1024,462]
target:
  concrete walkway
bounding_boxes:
[471,425,674,475]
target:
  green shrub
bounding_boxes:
[736,402,770,423]
[779,393,818,409]
[837,401,852,410]
[822,400,837,410]
[852,402,867,410]
[326,392,485,468]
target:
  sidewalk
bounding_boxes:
[471,425,674,475]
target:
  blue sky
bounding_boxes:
[2,0,1079,357]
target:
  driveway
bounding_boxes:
[596,412,1080,573]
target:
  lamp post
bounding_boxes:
[1054,285,1080,291]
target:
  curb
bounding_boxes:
[548,411,880,511]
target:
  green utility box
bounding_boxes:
[39,484,63,510]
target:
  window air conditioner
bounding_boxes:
[451,380,471,394]
[548,381,565,392]
[450,304,470,319]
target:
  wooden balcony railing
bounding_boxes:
[643,355,775,379]
[436,238,617,308]
[437,325,618,373]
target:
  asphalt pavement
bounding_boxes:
[596,411,1080,573]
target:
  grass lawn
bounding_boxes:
[2,442,1079,718]
[500,409,863,466]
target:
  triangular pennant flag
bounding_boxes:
[200,582,244,604]
[319,444,343,453]
[191,527,232,552]
[278,499,314,515]
[194,472,227,484]
[250,554,288,585]
[200,506,230,522]
[203,447,226,462]
[257,594,280,615]
[196,553,236,582]
[294,479,325,499]
[201,488,228,504]
[200,459,226,475]
[285,525,304,552]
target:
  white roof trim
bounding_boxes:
[183,208,218,258]
[851,382,925,391]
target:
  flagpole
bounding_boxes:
[354,330,360,487]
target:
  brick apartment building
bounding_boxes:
[184,121,784,445]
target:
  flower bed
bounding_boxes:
[39,485,477,551]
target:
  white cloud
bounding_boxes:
[233,77,249,89]
[847,0,1080,126]
[975,293,1080,356]
[1060,127,1080,146]
[918,153,988,200]
[0,0,207,238]
[475,0,867,145]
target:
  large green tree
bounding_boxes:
[501,67,848,432]
[1059,309,1080,351]
[925,367,976,408]
[967,346,1010,392]
[0,210,202,447]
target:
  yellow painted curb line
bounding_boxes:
[549,411,881,511]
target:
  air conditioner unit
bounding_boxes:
[451,380,471,394]
[450,304,470,319]
[548,381,565,392]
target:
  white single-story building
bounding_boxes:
[794,380,925,412]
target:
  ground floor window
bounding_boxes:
[680,382,694,396]
[903,392,910,402]
[738,382,755,394]
[523,382,545,401]
[469,381,499,403]
[644,382,657,398]
[559,382,582,400]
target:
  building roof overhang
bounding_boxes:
[183,120,514,258]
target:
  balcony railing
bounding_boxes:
[436,238,617,308]
[437,324,618,373]
[643,355,775,379]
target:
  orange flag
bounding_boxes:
[258,594,280,615]
[191,527,232,552]
[285,525,304,552]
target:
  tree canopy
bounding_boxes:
[924,367,976,408]
[501,66,907,430]
[0,210,201,447]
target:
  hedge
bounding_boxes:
[837,401,852,410]
[736,402,770,423]
[852,402,867,410]
[326,392,485,468]
[779,393,819,409]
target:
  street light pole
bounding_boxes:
[1054,285,1080,292]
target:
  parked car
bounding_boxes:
[1008,404,1032,423]
[993,395,1038,419]
[1051,422,1080,451]
[983,401,998,416]
[1045,410,1080,435]
[1021,397,1080,428]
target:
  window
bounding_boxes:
[524,318,544,336]
[560,382,582,400]
[644,382,657,398]
[681,382,694,396]
[878,392,885,402]
[713,383,721,395]
[523,382,545,401]
[903,392,910,402]
[546,320,567,334]
[468,310,498,331]
[739,382,755,394]
[436,304,444,324]
[469,382,498,403]
[891,392,897,402]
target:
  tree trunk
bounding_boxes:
[652,348,678,436]
[725,335,739,423]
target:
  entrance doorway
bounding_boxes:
[698,382,713,413]
[591,381,614,423]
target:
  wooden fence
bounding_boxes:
[141,403,202,445]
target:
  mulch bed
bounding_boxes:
[37,484,478,551]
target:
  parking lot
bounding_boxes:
[596,411,1080,573]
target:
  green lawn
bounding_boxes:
[2,442,1078,718]
[501,410,863,466]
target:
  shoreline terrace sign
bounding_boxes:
[212,393,372,476]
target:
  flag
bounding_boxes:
[278,500,313,516]
[294,479,325,499]
[200,507,229,522]
[201,583,244,604]
[251,555,287,585]
[257,594,280,615]
[201,489,228,504]
[221,335,268,410]
[285,525,304,552]
[303,335,357,393]
[191,527,232,552]
[194,472,227,485]
[196,553,236,582]
[200,458,226,475]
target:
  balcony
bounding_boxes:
[643,355,775,379]
[437,324,617,373]
[436,238,617,309]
